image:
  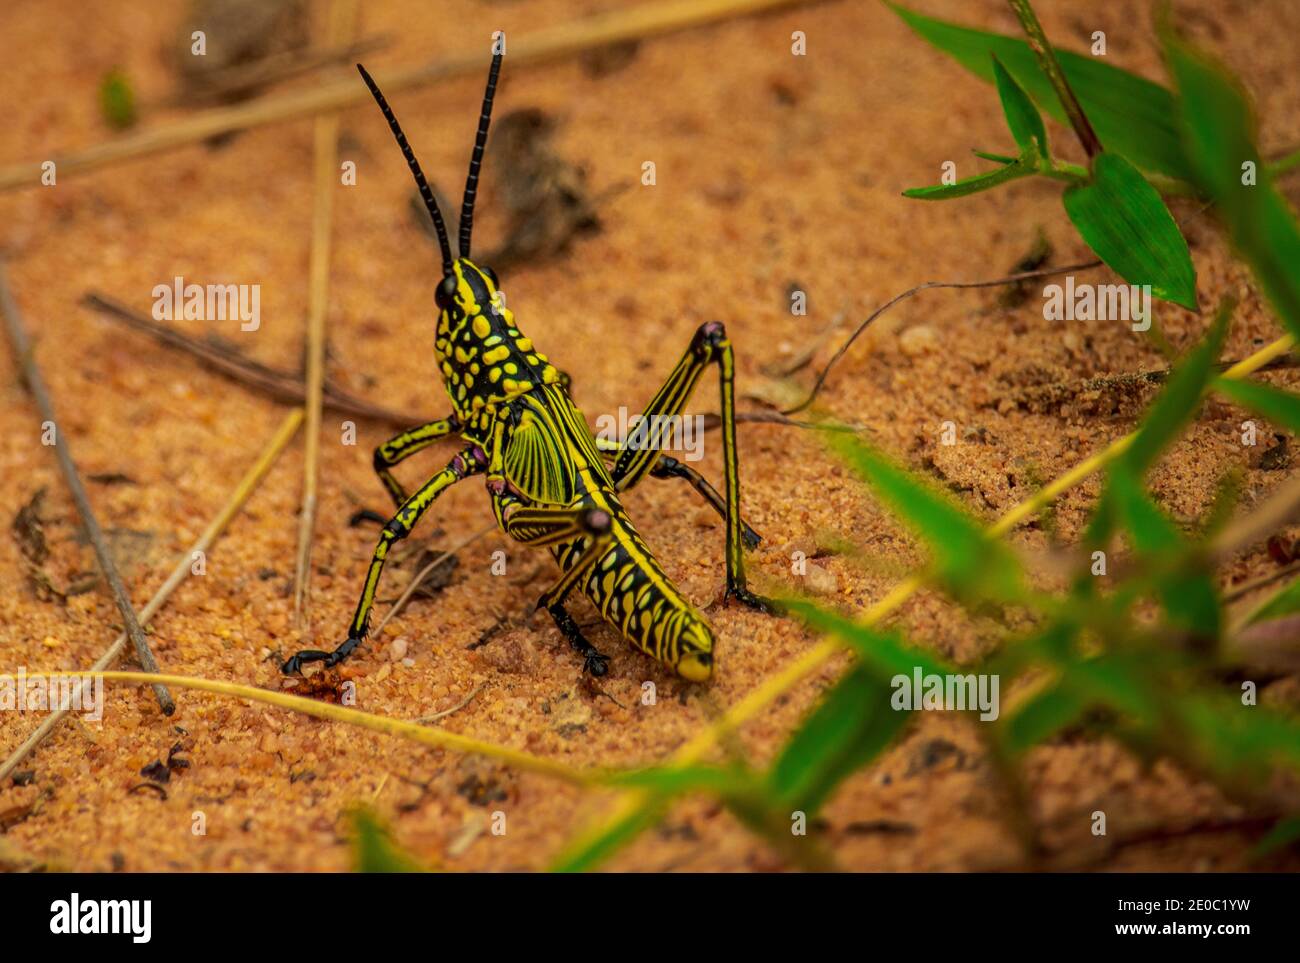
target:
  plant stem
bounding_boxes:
[1007,0,1103,157]
[0,264,173,715]
[294,0,357,631]
[1266,145,1300,178]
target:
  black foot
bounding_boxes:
[281,636,362,675]
[547,602,610,676]
[724,583,783,616]
[348,508,388,527]
[740,524,762,551]
[583,649,610,677]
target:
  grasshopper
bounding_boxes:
[282,54,771,682]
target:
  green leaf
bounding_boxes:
[903,159,1035,200]
[992,55,1047,159]
[550,799,668,873]
[768,665,908,814]
[1176,693,1300,774]
[602,765,750,795]
[888,3,1192,180]
[1242,578,1300,627]
[1215,379,1300,435]
[829,436,1025,605]
[1164,32,1300,336]
[1251,815,1300,859]
[1121,298,1231,479]
[350,809,428,872]
[1063,153,1197,308]
[1110,466,1222,638]
[1002,678,1087,754]
[783,598,949,677]
[99,68,136,131]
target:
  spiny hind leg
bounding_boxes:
[283,448,481,674]
[595,439,760,550]
[607,322,775,612]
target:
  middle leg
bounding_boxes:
[594,438,760,549]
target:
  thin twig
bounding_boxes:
[0,264,173,714]
[1007,0,1102,157]
[412,683,485,725]
[782,258,1104,415]
[165,35,390,107]
[24,671,594,785]
[1223,559,1300,605]
[295,0,357,631]
[0,0,823,192]
[0,410,304,782]
[82,292,426,427]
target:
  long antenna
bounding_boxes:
[458,52,503,259]
[356,63,454,274]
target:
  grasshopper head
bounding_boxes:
[674,620,715,682]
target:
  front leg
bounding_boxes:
[282,446,483,674]
[371,416,460,509]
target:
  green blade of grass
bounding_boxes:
[783,597,949,676]
[1241,579,1300,627]
[1062,153,1197,308]
[829,436,1024,606]
[1002,678,1087,755]
[1164,31,1300,336]
[887,2,1191,180]
[992,55,1047,159]
[767,664,908,814]
[903,158,1035,200]
[1110,466,1222,637]
[351,809,429,872]
[1121,298,1232,478]
[1215,379,1300,434]
[1251,815,1300,859]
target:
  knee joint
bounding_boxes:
[692,321,727,357]
[381,517,410,542]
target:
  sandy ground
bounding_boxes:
[2,0,1299,872]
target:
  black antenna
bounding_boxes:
[356,63,454,274]
[458,52,503,259]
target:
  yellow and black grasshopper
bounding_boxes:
[282,54,772,682]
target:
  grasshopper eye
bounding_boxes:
[436,274,458,309]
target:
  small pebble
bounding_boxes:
[389,637,409,661]
[898,325,938,357]
[782,536,817,560]
[803,562,838,596]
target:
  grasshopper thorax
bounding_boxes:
[434,258,560,420]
